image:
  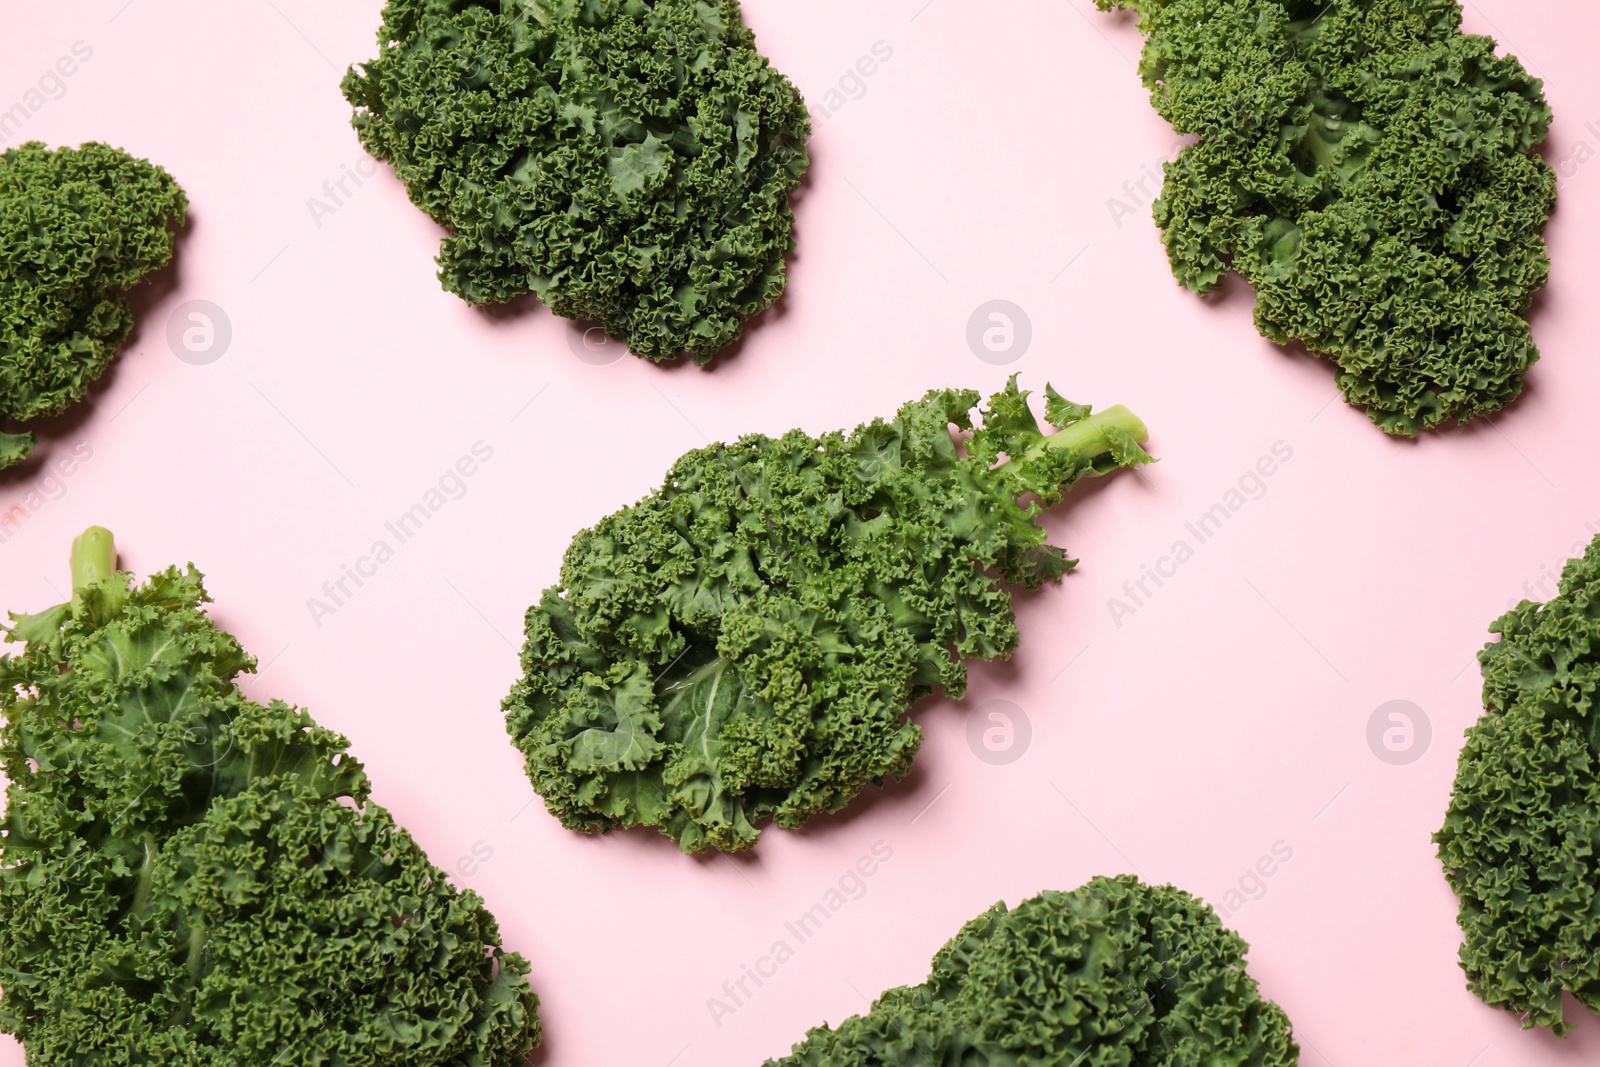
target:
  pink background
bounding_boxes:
[3,1,1599,1063]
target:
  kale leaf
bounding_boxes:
[0,529,541,1066]
[342,0,810,363]
[1436,534,1600,1035]
[0,143,187,468]
[767,876,1299,1065]
[1097,0,1556,435]
[504,379,1152,852]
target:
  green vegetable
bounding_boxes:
[504,379,1152,853]
[1096,0,1555,435]
[0,529,540,1066]
[766,875,1299,1065]
[342,0,810,363]
[1436,534,1600,1035]
[0,142,188,468]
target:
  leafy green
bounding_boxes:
[1096,0,1555,435]
[0,529,540,1066]
[0,142,187,468]
[767,876,1299,1065]
[342,0,810,363]
[504,379,1152,852]
[1436,534,1600,1035]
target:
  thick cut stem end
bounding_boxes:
[71,527,117,592]
[1045,405,1150,460]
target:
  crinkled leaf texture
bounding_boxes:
[0,142,187,468]
[503,380,1151,852]
[0,567,540,1065]
[1436,536,1600,1035]
[768,876,1299,1066]
[1098,0,1555,435]
[342,0,810,363]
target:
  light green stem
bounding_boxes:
[71,526,117,593]
[131,833,156,920]
[1030,404,1150,465]
[184,922,207,980]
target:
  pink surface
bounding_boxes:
[2,1,1599,1063]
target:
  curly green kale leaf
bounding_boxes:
[503,379,1153,853]
[0,529,540,1067]
[766,875,1299,1065]
[1097,0,1555,435]
[1436,535,1600,1035]
[342,0,810,363]
[0,143,187,468]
